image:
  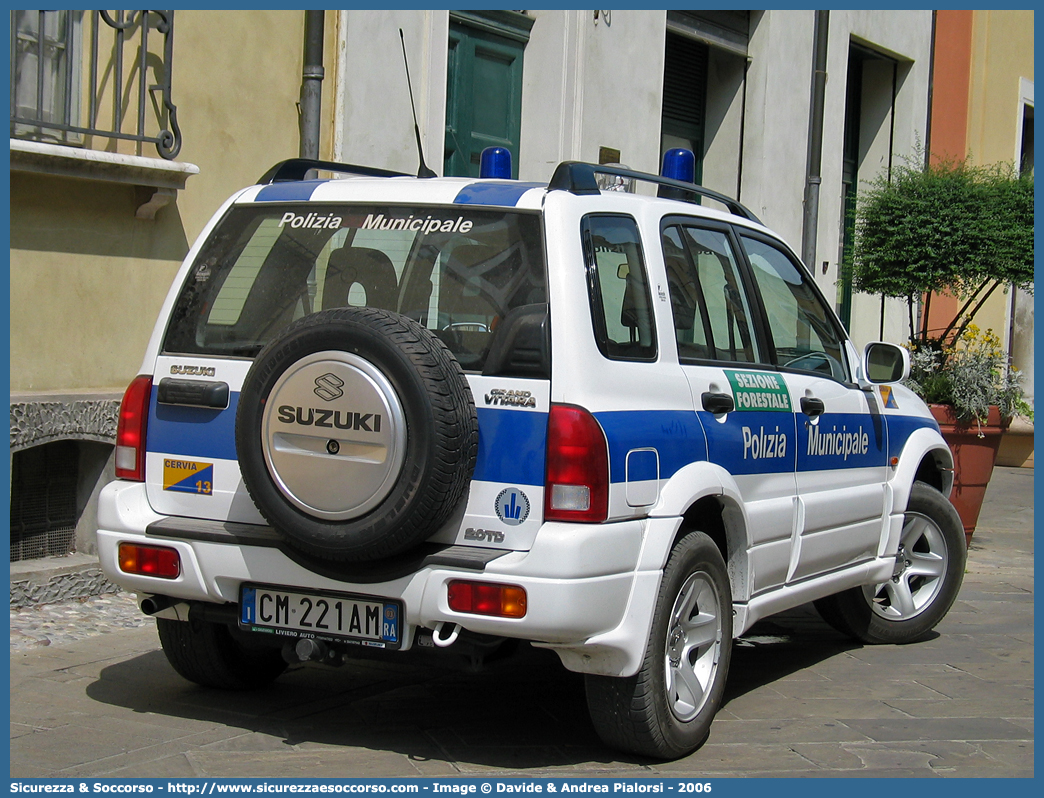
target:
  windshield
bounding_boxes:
[163,204,547,372]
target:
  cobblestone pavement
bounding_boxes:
[9,591,153,651]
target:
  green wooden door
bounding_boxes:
[444,20,524,178]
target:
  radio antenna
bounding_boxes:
[400,29,437,178]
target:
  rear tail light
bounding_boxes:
[447,580,527,618]
[118,542,181,579]
[115,375,153,481]
[544,403,609,523]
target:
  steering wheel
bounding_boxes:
[441,321,489,333]
[783,351,844,380]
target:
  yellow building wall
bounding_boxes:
[967,10,1033,166]
[10,10,337,393]
[9,174,189,392]
[961,10,1034,349]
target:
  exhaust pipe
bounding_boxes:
[139,594,173,616]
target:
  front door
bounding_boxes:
[738,233,888,584]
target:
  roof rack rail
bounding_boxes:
[547,161,762,225]
[257,158,410,185]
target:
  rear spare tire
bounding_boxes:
[236,307,478,562]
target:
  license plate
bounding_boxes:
[239,583,401,649]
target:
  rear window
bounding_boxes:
[163,204,547,372]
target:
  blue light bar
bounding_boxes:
[480,147,512,179]
[661,148,696,183]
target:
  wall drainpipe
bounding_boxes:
[801,10,829,273]
[299,10,325,159]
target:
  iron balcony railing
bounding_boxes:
[10,10,182,159]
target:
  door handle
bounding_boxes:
[801,396,825,417]
[157,378,230,409]
[702,392,735,414]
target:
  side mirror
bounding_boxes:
[862,342,909,384]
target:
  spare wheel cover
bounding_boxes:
[236,306,478,563]
[261,350,407,520]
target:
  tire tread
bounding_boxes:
[157,617,287,690]
[814,482,966,644]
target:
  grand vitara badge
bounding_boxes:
[484,388,537,408]
[724,369,792,412]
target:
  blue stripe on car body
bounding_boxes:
[794,411,888,471]
[148,390,239,461]
[883,413,940,462]
[146,389,937,488]
[255,180,329,203]
[453,182,545,206]
[596,410,708,481]
[473,407,548,486]
[146,394,552,485]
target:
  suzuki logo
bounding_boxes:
[314,373,345,402]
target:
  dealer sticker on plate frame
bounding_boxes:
[239,583,401,649]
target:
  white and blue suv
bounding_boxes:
[98,151,965,759]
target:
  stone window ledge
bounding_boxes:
[9,139,199,219]
[10,390,124,452]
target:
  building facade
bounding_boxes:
[9,10,338,562]
[337,9,936,350]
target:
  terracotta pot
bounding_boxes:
[930,404,1008,545]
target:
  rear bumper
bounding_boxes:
[97,480,661,676]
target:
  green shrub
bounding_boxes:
[853,155,1033,346]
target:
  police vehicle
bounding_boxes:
[98,147,965,759]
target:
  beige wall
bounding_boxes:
[962,11,1034,376]
[172,10,312,241]
[967,10,1034,166]
[10,10,336,393]
[9,174,187,392]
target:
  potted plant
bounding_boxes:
[904,326,1030,542]
[852,153,1034,542]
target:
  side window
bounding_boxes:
[582,215,657,361]
[661,224,759,363]
[740,235,849,381]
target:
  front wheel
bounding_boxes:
[585,531,732,759]
[814,481,966,644]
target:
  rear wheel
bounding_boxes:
[814,481,966,644]
[585,531,732,759]
[157,617,287,690]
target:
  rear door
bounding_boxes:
[660,220,797,595]
[146,202,550,553]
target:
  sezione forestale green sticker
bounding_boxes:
[724,370,792,412]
